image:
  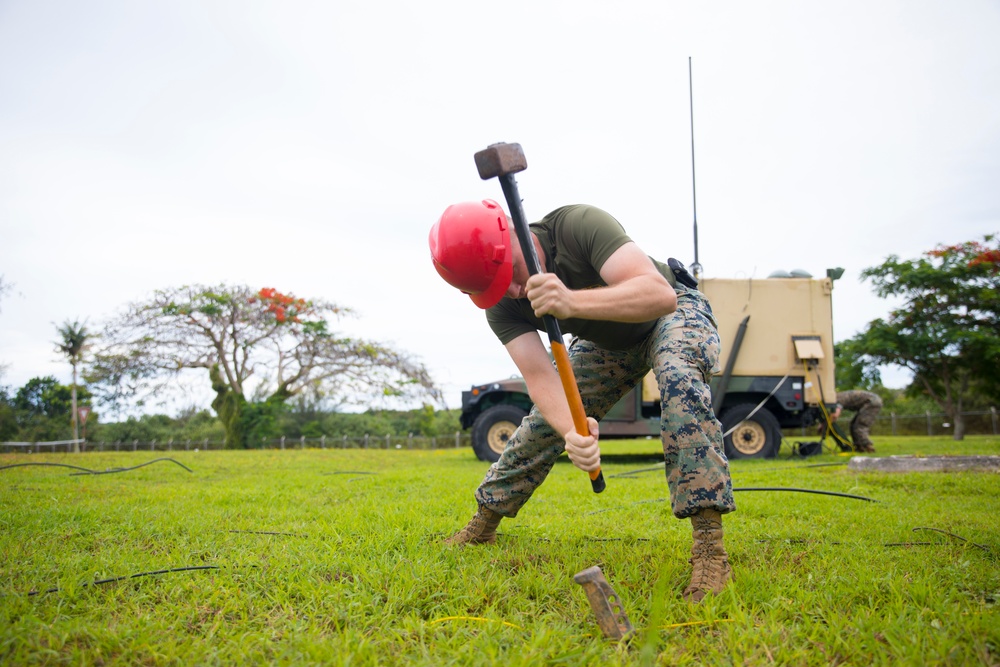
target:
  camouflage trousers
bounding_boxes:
[475,290,735,520]
[836,390,883,449]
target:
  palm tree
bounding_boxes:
[55,320,90,452]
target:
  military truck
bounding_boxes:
[459,271,840,462]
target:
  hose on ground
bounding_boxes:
[586,486,877,515]
[27,566,220,596]
[0,458,193,475]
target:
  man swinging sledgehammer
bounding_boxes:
[428,150,735,602]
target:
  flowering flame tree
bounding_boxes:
[87,284,441,448]
[839,233,1000,440]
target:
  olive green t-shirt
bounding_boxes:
[485,205,676,351]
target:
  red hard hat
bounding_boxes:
[429,199,513,309]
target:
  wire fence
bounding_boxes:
[1,432,477,454]
[784,408,999,439]
[872,409,999,437]
[4,408,998,454]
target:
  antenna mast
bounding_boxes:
[688,57,702,280]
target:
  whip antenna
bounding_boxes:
[689,56,702,280]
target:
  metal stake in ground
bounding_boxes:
[573,565,635,640]
[474,142,606,494]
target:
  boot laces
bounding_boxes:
[689,543,725,588]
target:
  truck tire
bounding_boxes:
[720,403,781,459]
[471,405,528,463]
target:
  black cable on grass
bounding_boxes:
[756,537,941,548]
[755,533,995,553]
[913,527,992,554]
[1,458,193,475]
[69,458,193,475]
[27,566,220,596]
[1,462,101,474]
[733,487,877,502]
[586,537,651,542]
[427,531,550,543]
[610,461,849,479]
[585,486,877,515]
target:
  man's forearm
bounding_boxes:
[568,274,676,323]
[525,371,576,438]
[526,272,675,324]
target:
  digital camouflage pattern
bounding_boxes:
[475,289,736,519]
[836,390,883,451]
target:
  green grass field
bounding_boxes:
[2,436,998,665]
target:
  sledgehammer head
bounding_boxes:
[474,142,527,180]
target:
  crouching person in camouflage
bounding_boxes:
[833,390,883,452]
[428,201,736,602]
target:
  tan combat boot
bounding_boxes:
[682,508,732,603]
[444,505,503,545]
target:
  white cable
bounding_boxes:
[720,368,795,439]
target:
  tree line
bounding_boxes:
[4,370,994,447]
[1,232,998,445]
[0,378,460,445]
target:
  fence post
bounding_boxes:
[408,432,413,449]
[168,439,173,451]
[321,435,326,449]
[993,407,997,435]
[891,412,897,436]
[300,435,305,449]
[385,433,391,449]
[150,440,156,452]
[203,438,208,450]
[343,435,348,449]
[926,411,932,436]
[133,440,138,451]
[364,433,369,448]
[455,431,461,448]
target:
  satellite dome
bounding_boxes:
[767,269,792,279]
[789,268,813,278]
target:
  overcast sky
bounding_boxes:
[1,1,998,415]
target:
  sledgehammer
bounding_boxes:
[474,142,606,494]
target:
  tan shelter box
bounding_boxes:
[699,277,836,406]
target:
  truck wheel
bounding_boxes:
[471,405,528,463]
[720,403,781,459]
